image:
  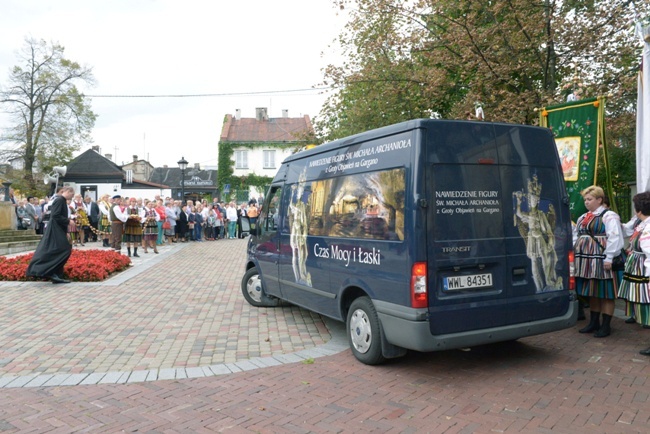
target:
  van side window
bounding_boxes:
[307,167,405,241]
[260,186,281,234]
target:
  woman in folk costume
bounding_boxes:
[618,192,650,355]
[72,194,89,246]
[123,197,145,257]
[142,200,160,254]
[97,194,112,247]
[573,185,624,338]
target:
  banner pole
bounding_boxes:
[597,96,617,213]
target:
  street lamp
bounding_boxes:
[177,156,188,205]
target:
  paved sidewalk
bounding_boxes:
[0,239,345,388]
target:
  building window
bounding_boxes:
[235,150,248,169]
[263,150,276,169]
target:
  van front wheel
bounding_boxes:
[347,297,386,365]
[241,268,280,307]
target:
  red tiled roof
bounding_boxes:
[220,114,312,143]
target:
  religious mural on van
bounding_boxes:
[307,168,405,241]
[288,168,312,286]
[513,174,563,292]
[286,166,406,287]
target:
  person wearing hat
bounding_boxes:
[109,195,128,252]
[26,186,75,284]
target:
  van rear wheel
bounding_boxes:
[347,297,386,365]
[241,268,279,307]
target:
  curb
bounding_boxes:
[0,319,346,388]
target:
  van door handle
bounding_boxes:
[513,268,526,276]
[512,267,526,284]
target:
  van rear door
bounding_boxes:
[425,122,570,336]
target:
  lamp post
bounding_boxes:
[177,156,188,205]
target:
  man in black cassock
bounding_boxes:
[26,186,75,284]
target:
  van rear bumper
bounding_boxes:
[375,299,578,352]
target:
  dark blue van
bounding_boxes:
[242,119,578,364]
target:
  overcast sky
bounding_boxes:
[0,0,348,168]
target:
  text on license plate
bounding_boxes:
[443,273,493,290]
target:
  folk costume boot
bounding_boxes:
[133,247,139,257]
[579,311,601,334]
[594,314,612,338]
[127,247,131,257]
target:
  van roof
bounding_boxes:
[283,119,544,164]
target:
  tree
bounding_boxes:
[0,38,96,195]
[317,0,649,146]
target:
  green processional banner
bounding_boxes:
[540,97,612,222]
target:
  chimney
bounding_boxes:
[235,109,241,120]
[163,165,168,169]
[133,155,138,162]
[194,163,200,170]
[91,145,100,153]
[105,154,112,161]
[282,109,288,118]
[256,107,268,121]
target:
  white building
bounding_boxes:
[218,108,313,201]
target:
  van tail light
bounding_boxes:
[568,250,575,291]
[411,262,428,308]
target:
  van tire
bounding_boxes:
[241,268,280,307]
[347,297,386,365]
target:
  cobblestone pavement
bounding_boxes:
[0,239,338,383]
[0,240,649,432]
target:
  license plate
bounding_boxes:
[443,273,493,291]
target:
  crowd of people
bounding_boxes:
[20,186,263,284]
[13,191,263,255]
[96,195,262,256]
[573,185,650,356]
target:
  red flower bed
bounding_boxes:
[0,250,131,282]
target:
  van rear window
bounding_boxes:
[430,164,504,241]
[283,167,405,241]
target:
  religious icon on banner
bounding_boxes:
[555,136,580,182]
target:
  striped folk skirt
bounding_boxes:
[618,251,650,326]
[575,235,619,299]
